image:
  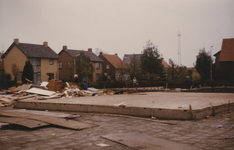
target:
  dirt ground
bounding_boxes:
[0,105,234,150]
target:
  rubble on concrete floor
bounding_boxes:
[0,81,125,107]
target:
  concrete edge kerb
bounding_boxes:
[14,101,234,120]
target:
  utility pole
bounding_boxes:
[210,45,213,80]
[177,31,181,65]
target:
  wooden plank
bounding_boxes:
[4,109,79,118]
[15,84,32,91]
[0,110,98,130]
[0,117,49,128]
[102,132,198,150]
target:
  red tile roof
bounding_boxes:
[219,38,234,62]
[102,54,128,69]
[162,60,170,68]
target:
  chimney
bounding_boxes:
[14,38,19,44]
[115,53,118,56]
[63,45,67,50]
[100,52,103,55]
[43,41,48,47]
[88,48,92,52]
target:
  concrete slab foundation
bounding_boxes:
[14,92,234,120]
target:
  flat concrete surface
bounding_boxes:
[21,92,234,110]
[1,106,234,150]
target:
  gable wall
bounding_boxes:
[41,58,59,82]
[99,55,116,81]
[3,45,28,83]
[58,51,73,81]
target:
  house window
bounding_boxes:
[17,72,22,81]
[59,62,62,69]
[67,61,71,69]
[96,63,100,70]
[106,64,109,69]
[47,73,54,81]
[96,73,100,82]
[31,58,40,66]
[33,73,41,82]
[49,59,54,65]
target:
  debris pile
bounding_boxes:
[0,81,119,107]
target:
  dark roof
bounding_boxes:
[123,54,170,68]
[219,38,234,62]
[2,42,60,59]
[59,49,104,62]
[101,54,128,69]
[213,50,221,56]
[123,54,142,65]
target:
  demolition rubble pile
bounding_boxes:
[0,81,120,107]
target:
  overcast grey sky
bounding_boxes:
[0,0,233,67]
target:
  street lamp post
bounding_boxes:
[210,45,213,80]
[74,53,80,75]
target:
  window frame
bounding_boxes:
[59,62,62,69]
[49,59,54,65]
[106,64,110,69]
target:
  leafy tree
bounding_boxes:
[117,62,129,81]
[195,48,212,81]
[167,59,177,80]
[191,68,201,81]
[128,54,141,79]
[167,59,188,81]
[74,51,94,82]
[11,63,20,85]
[140,40,164,80]
[177,67,188,80]
[22,60,34,84]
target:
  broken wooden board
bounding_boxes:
[0,117,49,128]
[4,109,79,118]
[0,103,4,107]
[26,88,56,96]
[0,122,9,128]
[0,110,98,130]
[15,84,32,91]
[102,131,198,150]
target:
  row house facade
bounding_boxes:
[99,53,130,81]
[1,38,60,83]
[58,46,104,82]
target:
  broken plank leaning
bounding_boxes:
[4,109,79,118]
[0,117,49,128]
[0,110,98,130]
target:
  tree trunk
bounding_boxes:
[14,76,17,86]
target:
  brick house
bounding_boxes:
[99,53,130,81]
[123,54,170,76]
[1,38,60,83]
[213,38,234,82]
[58,46,104,82]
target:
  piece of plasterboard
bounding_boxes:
[40,82,49,87]
[102,131,198,150]
[0,110,98,130]
[0,117,49,128]
[26,88,56,96]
